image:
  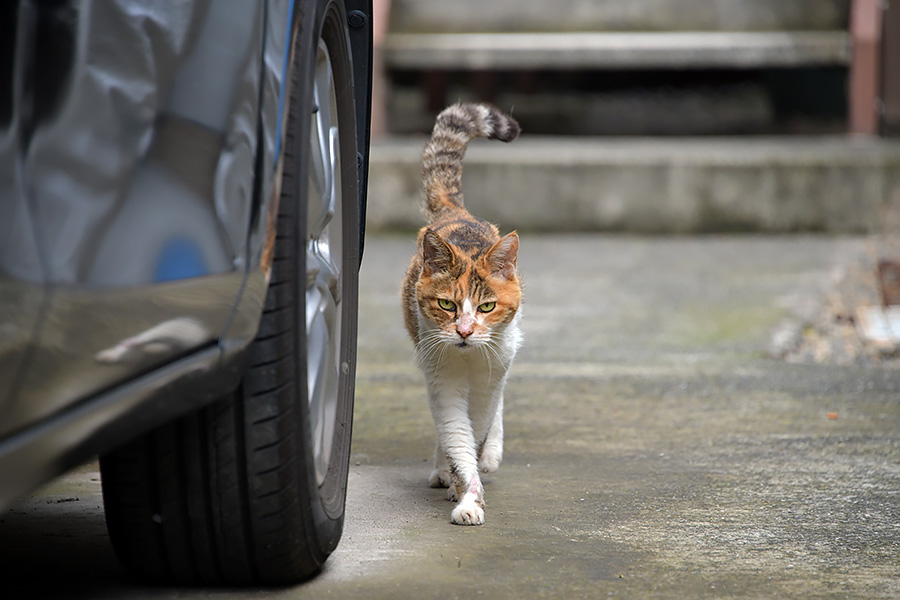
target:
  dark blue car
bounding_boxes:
[0,0,372,584]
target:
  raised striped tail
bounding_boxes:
[422,103,520,220]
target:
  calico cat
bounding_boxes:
[401,103,522,525]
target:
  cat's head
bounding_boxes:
[415,229,520,350]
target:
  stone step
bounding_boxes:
[366,136,900,233]
[384,32,851,71]
[389,0,850,34]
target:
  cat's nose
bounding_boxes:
[456,315,475,338]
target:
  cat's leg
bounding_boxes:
[469,369,508,474]
[429,441,454,497]
[479,394,503,473]
[428,395,485,525]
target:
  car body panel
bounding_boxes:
[0,0,372,510]
[1,0,265,438]
[0,194,46,409]
[0,346,226,513]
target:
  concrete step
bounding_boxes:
[384,32,851,71]
[383,32,851,136]
[366,136,900,233]
[389,0,850,34]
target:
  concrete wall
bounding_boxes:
[367,137,900,233]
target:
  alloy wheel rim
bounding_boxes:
[305,38,342,487]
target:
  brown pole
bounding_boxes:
[849,0,884,135]
[881,0,900,135]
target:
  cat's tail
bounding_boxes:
[422,103,520,220]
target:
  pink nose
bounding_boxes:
[457,315,475,339]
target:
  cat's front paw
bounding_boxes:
[451,500,485,526]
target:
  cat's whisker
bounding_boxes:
[416,338,445,368]
[479,344,494,382]
[479,333,501,358]
[415,334,436,358]
[486,339,502,360]
[483,341,505,375]
[416,330,444,348]
[423,337,449,368]
[416,329,459,368]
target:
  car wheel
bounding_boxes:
[99,0,360,585]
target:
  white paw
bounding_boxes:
[429,469,452,488]
[451,500,485,526]
[478,448,502,473]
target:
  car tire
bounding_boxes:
[99,0,360,585]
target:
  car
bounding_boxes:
[0,0,372,585]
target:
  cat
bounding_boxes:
[401,103,522,525]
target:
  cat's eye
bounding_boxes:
[478,301,496,313]
[438,298,456,311]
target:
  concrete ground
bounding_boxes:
[3,234,899,599]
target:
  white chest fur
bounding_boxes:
[414,308,521,525]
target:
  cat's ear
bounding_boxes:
[484,231,518,280]
[421,229,456,275]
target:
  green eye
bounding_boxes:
[438,298,456,311]
[478,301,496,313]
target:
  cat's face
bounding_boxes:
[415,230,520,351]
